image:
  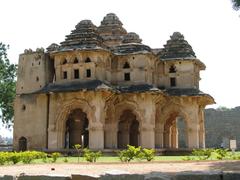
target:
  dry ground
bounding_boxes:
[1,161,240,176]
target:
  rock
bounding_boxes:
[222,171,240,180]
[17,175,71,180]
[174,171,222,180]
[72,174,100,180]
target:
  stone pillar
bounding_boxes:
[155,124,164,148]
[104,123,118,149]
[199,107,205,148]
[171,122,178,148]
[187,122,199,149]
[164,128,171,148]
[140,126,155,148]
[89,126,104,150]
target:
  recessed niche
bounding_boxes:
[22,105,26,111]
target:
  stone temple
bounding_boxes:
[13,13,214,151]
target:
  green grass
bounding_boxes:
[31,155,190,164]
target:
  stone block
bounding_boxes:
[100,174,144,180]
[0,176,15,180]
[144,172,173,180]
[174,171,222,180]
[223,171,240,180]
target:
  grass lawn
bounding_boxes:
[31,155,193,164]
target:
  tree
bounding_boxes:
[0,43,17,126]
[232,0,240,10]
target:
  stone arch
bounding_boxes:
[162,107,189,149]
[55,99,95,148]
[114,101,142,148]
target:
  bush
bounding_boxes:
[83,148,102,162]
[118,145,141,162]
[0,152,8,165]
[21,151,37,164]
[8,152,21,164]
[139,148,155,161]
[51,152,61,163]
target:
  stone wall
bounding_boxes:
[205,106,240,149]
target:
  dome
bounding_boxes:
[98,13,127,46]
[159,32,196,59]
[46,43,59,52]
[60,20,105,50]
[122,32,142,44]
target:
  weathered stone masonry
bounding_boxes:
[13,13,214,151]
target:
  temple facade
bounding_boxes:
[13,13,214,151]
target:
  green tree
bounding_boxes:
[0,43,17,126]
[232,0,240,10]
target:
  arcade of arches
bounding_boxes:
[42,92,212,151]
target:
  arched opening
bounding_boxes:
[169,65,176,73]
[117,110,139,148]
[18,137,27,151]
[123,62,130,69]
[85,57,91,63]
[62,59,67,65]
[163,114,188,149]
[65,109,89,149]
[73,58,78,64]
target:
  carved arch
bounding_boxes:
[54,98,95,148]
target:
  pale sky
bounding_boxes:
[0,0,240,137]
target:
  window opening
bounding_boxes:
[62,59,67,65]
[86,69,91,78]
[74,58,78,64]
[63,71,67,79]
[170,77,176,87]
[124,73,130,81]
[169,65,176,73]
[123,62,130,69]
[74,69,79,79]
[85,57,91,63]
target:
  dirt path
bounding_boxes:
[0,161,240,176]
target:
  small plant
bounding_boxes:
[21,151,36,164]
[63,157,68,163]
[139,148,155,161]
[73,144,81,163]
[51,152,61,163]
[83,148,102,162]
[118,145,141,162]
[8,152,21,164]
[0,152,8,165]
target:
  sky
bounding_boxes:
[0,0,240,137]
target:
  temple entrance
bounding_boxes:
[117,110,140,148]
[65,109,89,148]
[19,137,27,151]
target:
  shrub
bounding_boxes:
[118,145,141,162]
[0,152,8,165]
[51,152,61,163]
[192,148,214,160]
[21,151,36,164]
[83,148,102,162]
[8,152,21,164]
[63,157,68,163]
[139,148,155,161]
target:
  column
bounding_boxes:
[140,126,155,148]
[171,121,178,148]
[199,107,205,148]
[89,125,104,150]
[155,124,164,148]
[187,122,199,149]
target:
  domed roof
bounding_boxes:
[98,13,127,46]
[122,32,142,44]
[46,43,59,52]
[60,20,105,50]
[159,32,196,59]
